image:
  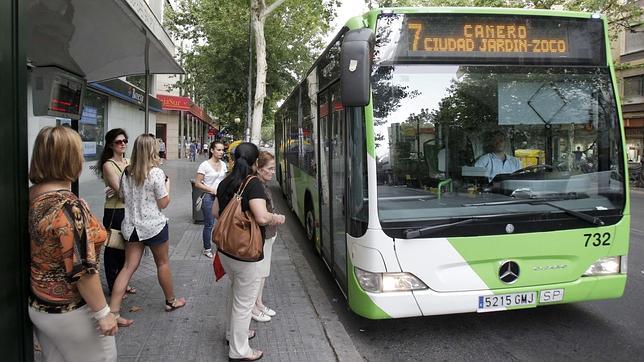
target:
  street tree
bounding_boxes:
[167,0,337,143]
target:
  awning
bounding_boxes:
[25,0,184,82]
[157,94,215,126]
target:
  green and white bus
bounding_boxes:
[274,7,629,319]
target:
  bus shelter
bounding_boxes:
[1,0,183,359]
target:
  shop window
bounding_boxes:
[79,90,107,161]
[623,75,644,102]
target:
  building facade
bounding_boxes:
[613,2,644,164]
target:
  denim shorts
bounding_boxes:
[128,223,169,246]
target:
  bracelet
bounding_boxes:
[92,305,111,321]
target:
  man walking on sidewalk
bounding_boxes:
[189,140,197,162]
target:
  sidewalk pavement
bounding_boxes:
[35,158,361,362]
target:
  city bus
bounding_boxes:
[274,7,629,319]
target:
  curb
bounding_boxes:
[272,187,363,362]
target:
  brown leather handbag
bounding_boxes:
[212,176,263,262]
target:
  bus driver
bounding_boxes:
[475,130,522,182]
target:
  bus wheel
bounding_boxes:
[305,203,316,244]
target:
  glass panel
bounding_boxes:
[347,107,368,237]
[623,75,643,102]
[330,86,347,282]
[318,90,332,260]
[79,90,106,162]
[625,26,644,54]
[372,64,624,224]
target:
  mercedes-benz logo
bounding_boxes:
[499,261,520,284]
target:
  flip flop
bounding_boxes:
[165,297,186,312]
[126,285,137,294]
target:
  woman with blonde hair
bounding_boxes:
[109,134,186,326]
[28,126,118,361]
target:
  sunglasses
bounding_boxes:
[114,139,128,145]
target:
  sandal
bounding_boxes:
[126,285,137,294]
[165,297,186,312]
[258,305,276,317]
[225,329,256,345]
[229,349,263,361]
[112,312,134,327]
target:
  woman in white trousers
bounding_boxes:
[213,143,285,361]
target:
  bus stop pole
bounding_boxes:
[71,118,79,195]
[144,36,150,134]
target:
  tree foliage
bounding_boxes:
[166,0,337,140]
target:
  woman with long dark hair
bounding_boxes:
[194,141,227,258]
[95,128,136,316]
[213,142,285,361]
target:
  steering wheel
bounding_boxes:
[511,164,554,176]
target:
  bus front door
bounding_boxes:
[318,83,348,290]
[330,85,347,290]
[318,89,333,266]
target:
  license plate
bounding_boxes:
[477,292,537,312]
[539,289,564,303]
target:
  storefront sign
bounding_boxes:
[158,94,192,111]
[90,79,163,112]
[128,87,145,104]
[157,94,212,123]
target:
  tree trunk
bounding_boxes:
[249,0,286,145]
[250,1,266,145]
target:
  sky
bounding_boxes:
[327,0,370,41]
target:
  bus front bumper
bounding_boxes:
[351,274,626,319]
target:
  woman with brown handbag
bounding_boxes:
[213,142,285,361]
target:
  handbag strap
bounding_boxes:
[107,208,116,229]
[107,173,124,230]
[235,175,258,197]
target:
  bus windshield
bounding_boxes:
[373,63,624,224]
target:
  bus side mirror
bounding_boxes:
[341,28,374,107]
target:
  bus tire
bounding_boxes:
[305,194,316,246]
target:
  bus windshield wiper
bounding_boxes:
[404,217,485,238]
[464,199,605,226]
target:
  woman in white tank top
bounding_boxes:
[194,141,228,258]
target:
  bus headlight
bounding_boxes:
[583,256,623,276]
[355,267,428,293]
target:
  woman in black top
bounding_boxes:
[213,142,285,361]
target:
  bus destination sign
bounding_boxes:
[407,22,567,54]
[392,14,604,65]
